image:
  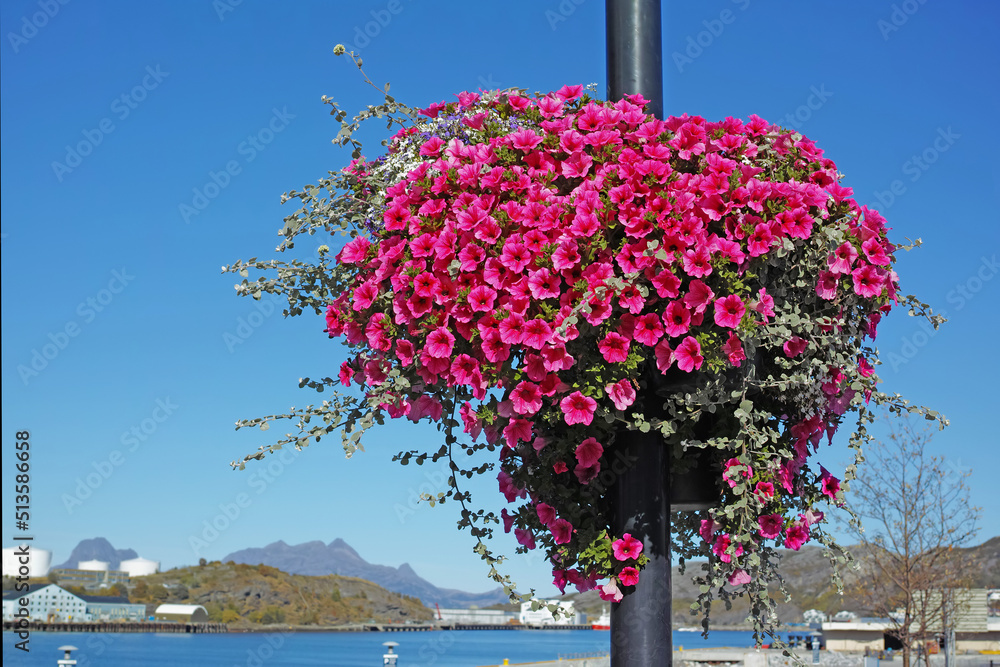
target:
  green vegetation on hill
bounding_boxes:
[0,561,434,627]
[134,561,433,626]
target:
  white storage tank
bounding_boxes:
[78,559,110,572]
[1,546,52,577]
[119,557,159,577]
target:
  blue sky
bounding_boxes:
[2,0,997,599]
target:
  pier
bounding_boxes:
[2,620,228,634]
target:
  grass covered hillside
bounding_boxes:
[132,561,433,626]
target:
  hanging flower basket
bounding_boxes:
[228,56,944,636]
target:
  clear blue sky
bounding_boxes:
[2,1,997,599]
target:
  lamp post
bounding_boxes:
[606,2,672,665]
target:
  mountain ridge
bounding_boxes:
[53,537,138,570]
[222,538,510,608]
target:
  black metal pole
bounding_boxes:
[606,1,669,665]
[606,0,663,119]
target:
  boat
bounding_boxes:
[592,610,610,630]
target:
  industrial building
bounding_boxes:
[821,589,1000,653]
[519,600,582,626]
[154,604,209,623]
[1,583,144,623]
[1,546,52,578]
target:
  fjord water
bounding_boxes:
[3,628,759,666]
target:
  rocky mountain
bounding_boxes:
[223,538,509,608]
[54,537,138,570]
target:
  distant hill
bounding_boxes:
[223,539,510,608]
[140,560,433,626]
[563,536,1000,627]
[53,537,138,570]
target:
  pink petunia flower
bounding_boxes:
[654,340,675,373]
[674,336,704,372]
[682,246,713,277]
[728,569,752,586]
[758,514,784,539]
[683,280,715,314]
[598,332,631,363]
[575,437,604,468]
[550,519,574,545]
[699,518,719,542]
[612,533,643,561]
[619,566,640,587]
[574,462,600,485]
[606,379,637,410]
[500,508,516,533]
[419,136,445,156]
[632,313,664,346]
[536,502,557,527]
[560,391,597,425]
[510,381,543,415]
[502,418,533,448]
[784,522,810,551]
[599,579,623,603]
[522,318,554,350]
[661,300,691,338]
[819,466,841,500]
[755,481,775,499]
[783,336,809,357]
[723,457,752,489]
[828,241,859,274]
[722,331,746,366]
[800,508,825,526]
[816,270,839,300]
[426,327,456,358]
[752,288,775,320]
[467,285,497,312]
[712,533,743,563]
[714,294,746,329]
[852,264,887,298]
[514,528,536,550]
[498,470,524,503]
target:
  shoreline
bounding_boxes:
[3,621,802,635]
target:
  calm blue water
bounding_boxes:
[3,629,758,666]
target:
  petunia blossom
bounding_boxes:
[618,566,640,587]
[560,391,597,425]
[612,533,643,561]
[714,294,746,329]
[550,519,574,544]
[674,336,704,372]
[727,569,752,586]
[606,379,637,411]
[510,381,543,415]
[575,437,604,468]
[784,522,810,550]
[425,327,456,358]
[598,332,631,363]
[783,336,809,357]
[722,331,746,366]
[536,502,557,526]
[599,579,623,603]
[758,513,784,539]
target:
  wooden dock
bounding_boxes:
[2,620,228,634]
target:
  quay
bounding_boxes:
[2,620,228,634]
